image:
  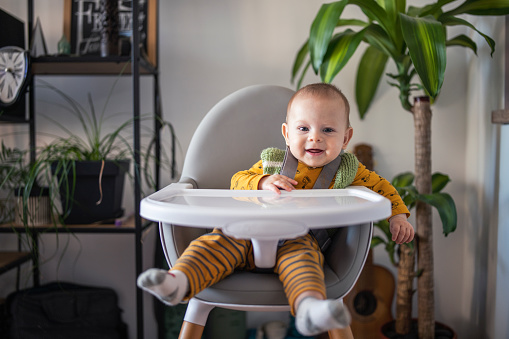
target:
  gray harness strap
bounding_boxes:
[280,146,342,251]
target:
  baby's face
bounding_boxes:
[282,94,352,168]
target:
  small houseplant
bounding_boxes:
[34,78,176,224]
[291,0,509,338]
[38,78,133,224]
[0,142,52,226]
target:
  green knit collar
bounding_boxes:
[260,147,359,189]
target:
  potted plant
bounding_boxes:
[372,171,457,338]
[291,1,509,338]
[0,142,51,226]
[37,78,133,224]
[33,78,176,225]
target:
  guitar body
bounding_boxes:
[344,254,395,338]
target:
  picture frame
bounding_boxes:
[63,0,157,67]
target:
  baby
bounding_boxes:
[138,83,414,336]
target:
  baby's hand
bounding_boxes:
[259,174,298,194]
[389,214,414,244]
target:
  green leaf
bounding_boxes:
[439,15,495,56]
[320,29,365,83]
[381,0,398,25]
[371,235,386,248]
[418,192,457,235]
[402,189,417,209]
[446,34,478,55]
[409,0,455,17]
[337,19,368,28]
[380,0,405,47]
[431,172,451,193]
[375,219,391,239]
[296,61,311,90]
[387,242,397,266]
[309,1,348,73]
[400,14,446,99]
[446,0,509,16]
[363,24,399,59]
[291,40,309,84]
[356,46,388,119]
[392,172,414,187]
[350,0,395,37]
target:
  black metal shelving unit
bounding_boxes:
[0,2,161,338]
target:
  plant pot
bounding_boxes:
[380,319,457,339]
[14,185,51,226]
[52,160,130,224]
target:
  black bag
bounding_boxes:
[7,282,128,339]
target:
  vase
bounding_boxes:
[14,186,51,226]
[100,0,119,57]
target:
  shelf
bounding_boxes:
[0,251,32,275]
[32,55,157,75]
[6,1,159,337]
[0,116,30,124]
[0,216,153,234]
[492,109,509,124]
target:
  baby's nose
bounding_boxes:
[308,131,322,141]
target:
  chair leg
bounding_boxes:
[328,326,354,339]
[179,321,206,339]
[178,298,215,339]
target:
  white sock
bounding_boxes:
[295,297,351,336]
[137,268,189,306]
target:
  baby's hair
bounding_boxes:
[288,83,351,126]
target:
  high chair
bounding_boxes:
[140,85,390,339]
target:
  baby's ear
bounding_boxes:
[342,127,354,149]
[282,123,290,145]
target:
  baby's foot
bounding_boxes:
[295,298,351,336]
[137,268,188,306]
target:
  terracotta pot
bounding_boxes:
[380,319,457,339]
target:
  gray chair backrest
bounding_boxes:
[163,85,295,266]
[180,85,294,189]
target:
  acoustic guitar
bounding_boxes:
[344,250,395,338]
[343,144,395,338]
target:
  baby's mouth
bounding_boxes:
[306,149,324,155]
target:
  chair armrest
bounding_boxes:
[178,177,198,189]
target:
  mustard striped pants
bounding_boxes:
[171,228,325,314]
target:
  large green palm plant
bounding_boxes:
[292,1,509,338]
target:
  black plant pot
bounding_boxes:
[52,160,130,224]
[381,319,457,339]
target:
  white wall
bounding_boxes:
[494,123,509,339]
[0,1,506,338]
[474,17,509,339]
[463,16,506,339]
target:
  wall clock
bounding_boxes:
[0,46,30,107]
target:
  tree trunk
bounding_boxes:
[413,97,434,339]
[395,243,415,334]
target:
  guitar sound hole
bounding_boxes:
[353,290,377,316]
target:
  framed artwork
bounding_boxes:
[63,0,157,66]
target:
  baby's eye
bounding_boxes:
[323,128,335,133]
[298,127,309,132]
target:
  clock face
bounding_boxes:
[0,46,29,107]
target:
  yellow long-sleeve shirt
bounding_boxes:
[231,159,410,218]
